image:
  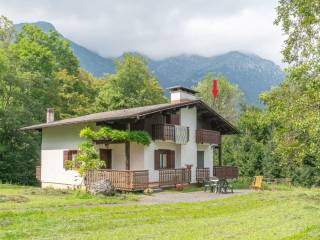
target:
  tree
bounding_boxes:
[0,16,15,48]
[55,69,102,118]
[13,25,79,76]
[275,0,320,67]
[0,17,100,184]
[258,0,320,186]
[0,44,40,184]
[222,106,281,178]
[95,53,167,111]
[193,73,243,123]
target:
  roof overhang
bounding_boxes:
[20,100,239,135]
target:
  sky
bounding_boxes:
[0,0,285,65]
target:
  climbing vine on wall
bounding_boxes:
[80,127,151,145]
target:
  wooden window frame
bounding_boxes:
[154,149,175,170]
[63,150,79,169]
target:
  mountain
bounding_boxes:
[150,52,284,104]
[15,21,284,105]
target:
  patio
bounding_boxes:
[138,189,251,205]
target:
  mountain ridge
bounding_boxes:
[15,21,285,105]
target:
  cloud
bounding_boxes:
[0,0,284,65]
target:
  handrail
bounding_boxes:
[196,167,210,182]
[196,129,221,145]
[159,168,191,186]
[213,166,238,179]
[85,169,149,191]
[152,124,189,144]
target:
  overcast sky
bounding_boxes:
[0,0,284,65]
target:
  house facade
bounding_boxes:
[23,86,238,190]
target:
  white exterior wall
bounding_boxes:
[180,107,198,183]
[144,141,180,182]
[41,124,93,188]
[41,124,146,188]
[130,143,145,170]
[96,143,126,170]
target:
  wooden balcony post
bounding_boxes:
[125,123,131,170]
[218,145,222,166]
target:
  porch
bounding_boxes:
[84,166,238,191]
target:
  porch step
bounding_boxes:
[152,187,163,193]
[148,182,163,192]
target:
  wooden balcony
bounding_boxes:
[152,124,189,144]
[213,166,238,179]
[196,129,221,145]
[159,168,191,187]
[196,168,210,182]
[85,169,149,191]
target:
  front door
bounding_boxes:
[197,151,204,168]
[100,149,112,169]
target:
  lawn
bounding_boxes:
[0,184,320,240]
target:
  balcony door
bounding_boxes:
[100,149,112,169]
[197,151,204,168]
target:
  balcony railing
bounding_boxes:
[213,166,238,179]
[159,168,191,187]
[196,129,221,145]
[196,168,210,182]
[152,124,189,144]
[85,169,149,191]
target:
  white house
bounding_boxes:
[22,86,239,190]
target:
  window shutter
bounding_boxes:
[63,150,69,169]
[154,150,160,170]
[170,150,175,169]
[166,150,171,169]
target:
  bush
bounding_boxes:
[292,166,320,187]
[232,177,252,189]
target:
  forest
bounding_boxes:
[0,0,319,187]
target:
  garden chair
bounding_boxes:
[251,176,263,190]
[226,179,234,193]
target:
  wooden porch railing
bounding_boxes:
[36,166,41,181]
[213,166,238,179]
[196,129,221,145]
[85,169,149,191]
[159,168,191,187]
[196,168,210,182]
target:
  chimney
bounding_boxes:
[46,108,54,123]
[167,86,198,103]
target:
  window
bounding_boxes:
[154,149,175,170]
[70,151,78,160]
[63,150,78,169]
[160,152,167,169]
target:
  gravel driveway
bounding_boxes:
[138,189,251,205]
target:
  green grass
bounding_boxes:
[0,184,140,210]
[0,185,320,239]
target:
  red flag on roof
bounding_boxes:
[212,79,218,97]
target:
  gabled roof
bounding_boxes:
[20,99,239,134]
